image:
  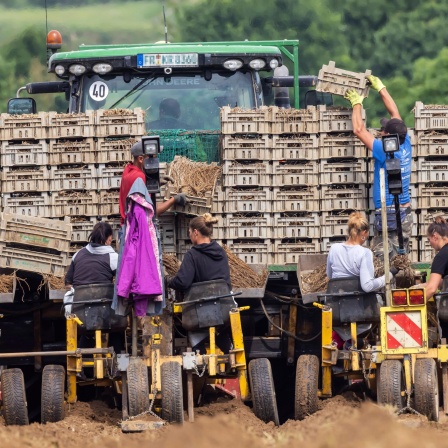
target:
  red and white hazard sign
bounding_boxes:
[386,311,423,349]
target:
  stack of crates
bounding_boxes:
[270,107,320,264]
[0,211,71,276]
[412,102,448,262]
[218,106,324,264]
[0,109,147,267]
[318,106,369,252]
[220,107,273,264]
[0,112,52,218]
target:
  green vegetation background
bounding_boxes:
[1,0,448,127]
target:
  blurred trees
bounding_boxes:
[176,0,448,125]
[176,0,351,75]
[3,0,448,120]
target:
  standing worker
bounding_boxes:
[118,140,188,225]
[344,75,413,259]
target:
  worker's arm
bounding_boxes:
[424,272,443,300]
[379,88,401,120]
[345,90,375,150]
[156,197,175,216]
[367,75,401,120]
[167,251,195,291]
[156,193,188,216]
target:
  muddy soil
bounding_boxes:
[1,393,448,448]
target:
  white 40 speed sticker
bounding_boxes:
[89,81,109,102]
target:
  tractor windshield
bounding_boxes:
[81,71,256,131]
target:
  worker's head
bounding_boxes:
[188,213,218,244]
[159,98,180,119]
[89,221,114,246]
[427,216,448,250]
[347,211,369,242]
[130,140,147,170]
[380,118,407,145]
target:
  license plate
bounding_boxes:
[137,53,199,68]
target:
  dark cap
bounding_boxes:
[130,141,144,157]
[380,117,407,136]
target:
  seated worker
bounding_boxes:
[415,216,448,300]
[65,221,117,288]
[167,213,231,291]
[148,98,191,130]
[326,211,397,293]
[64,222,122,367]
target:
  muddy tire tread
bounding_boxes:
[161,361,184,423]
[248,358,279,426]
[295,354,319,420]
[1,368,29,426]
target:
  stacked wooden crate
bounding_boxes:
[0,109,146,265]
[218,105,371,265]
[412,102,448,262]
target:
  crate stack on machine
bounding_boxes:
[318,106,369,252]
[46,111,99,258]
[0,112,52,217]
[270,107,321,264]
[220,106,324,264]
[413,102,448,262]
[220,107,273,264]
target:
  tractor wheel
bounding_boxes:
[161,361,184,424]
[377,360,405,409]
[1,368,29,425]
[414,358,439,422]
[127,357,150,417]
[294,354,319,420]
[41,365,66,423]
[248,358,279,426]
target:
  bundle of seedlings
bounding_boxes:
[168,156,221,197]
[163,253,182,277]
[222,245,268,289]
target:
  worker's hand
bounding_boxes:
[367,75,386,92]
[173,193,188,207]
[344,89,364,107]
[160,175,175,186]
[389,266,400,276]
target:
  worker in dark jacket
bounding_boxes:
[167,213,231,291]
[65,221,117,287]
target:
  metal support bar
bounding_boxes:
[0,347,114,358]
[351,322,360,371]
[209,326,217,376]
[66,318,78,404]
[287,302,297,365]
[132,310,138,357]
[380,168,391,306]
[394,195,405,251]
[187,348,194,422]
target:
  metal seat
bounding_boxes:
[322,277,381,324]
[73,283,128,331]
[181,279,234,331]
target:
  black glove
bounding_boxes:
[173,193,188,207]
[390,266,399,276]
[160,175,175,186]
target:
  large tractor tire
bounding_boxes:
[161,361,184,424]
[295,354,319,420]
[377,360,405,409]
[1,368,29,426]
[248,358,279,426]
[414,358,439,422]
[41,365,66,424]
[127,357,150,417]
